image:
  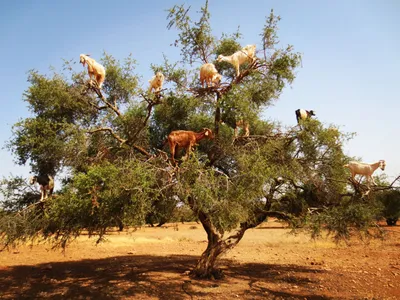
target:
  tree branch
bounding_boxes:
[373,175,400,191]
[88,127,126,144]
[88,127,153,158]
[187,196,222,240]
[86,81,122,117]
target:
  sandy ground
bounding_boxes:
[0,220,399,299]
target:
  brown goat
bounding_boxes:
[167,128,214,164]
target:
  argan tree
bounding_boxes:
[1,1,396,279]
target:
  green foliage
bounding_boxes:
[176,156,253,233]
[308,202,383,242]
[24,71,94,123]
[150,95,199,146]
[376,190,400,224]
[101,53,139,104]
[170,203,198,223]
[167,0,214,64]
[8,118,76,174]
[0,176,39,212]
[0,160,159,248]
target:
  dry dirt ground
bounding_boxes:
[0,220,399,300]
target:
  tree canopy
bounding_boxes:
[1,1,398,279]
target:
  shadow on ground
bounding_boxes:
[0,254,331,300]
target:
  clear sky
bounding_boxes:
[0,0,399,182]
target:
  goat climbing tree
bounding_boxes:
[1,0,397,279]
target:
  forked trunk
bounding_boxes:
[214,92,221,136]
[190,213,247,279]
[191,236,227,279]
[188,180,285,279]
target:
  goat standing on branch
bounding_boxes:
[295,109,315,124]
[29,175,55,202]
[234,120,250,138]
[148,72,165,94]
[79,54,106,88]
[167,128,214,165]
[344,160,386,187]
[199,63,222,88]
[217,44,256,77]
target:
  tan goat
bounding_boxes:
[234,120,250,138]
[344,160,386,187]
[167,128,214,164]
[148,71,165,94]
[217,44,256,77]
[79,54,106,88]
[199,63,222,88]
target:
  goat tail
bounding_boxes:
[343,164,349,168]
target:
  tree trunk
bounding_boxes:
[191,237,227,279]
[187,180,285,280]
[190,201,248,279]
[191,223,250,279]
[214,92,221,136]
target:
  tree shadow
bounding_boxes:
[0,254,334,299]
[226,261,331,299]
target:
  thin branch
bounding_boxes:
[373,175,400,191]
[88,127,153,158]
[87,100,108,111]
[88,127,126,144]
[86,81,122,117]
[130,144,153,158]
[16,200,45,216]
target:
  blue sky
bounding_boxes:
[0,0,399,182]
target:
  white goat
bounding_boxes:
[217,44,256,77]
[199,63,222,88]
[79,54,106,88]
[344,160,386,187]
[29,175,55,201]
[148,72,165,94]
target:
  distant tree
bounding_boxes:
[1,1,399,279]
[376,189,400,226]
[0,176,39,212]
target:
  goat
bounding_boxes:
[344,160,386,187]
[234,120,250,138]
[29,175,55,201]
[148,72,165,94]
[199,63,222,88]
[242,44,257,59]
[167,128,214,164]
[217,44,256,77]
[295,109,315,124]
[79,54,106,88]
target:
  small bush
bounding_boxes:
[376,190,400,226]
